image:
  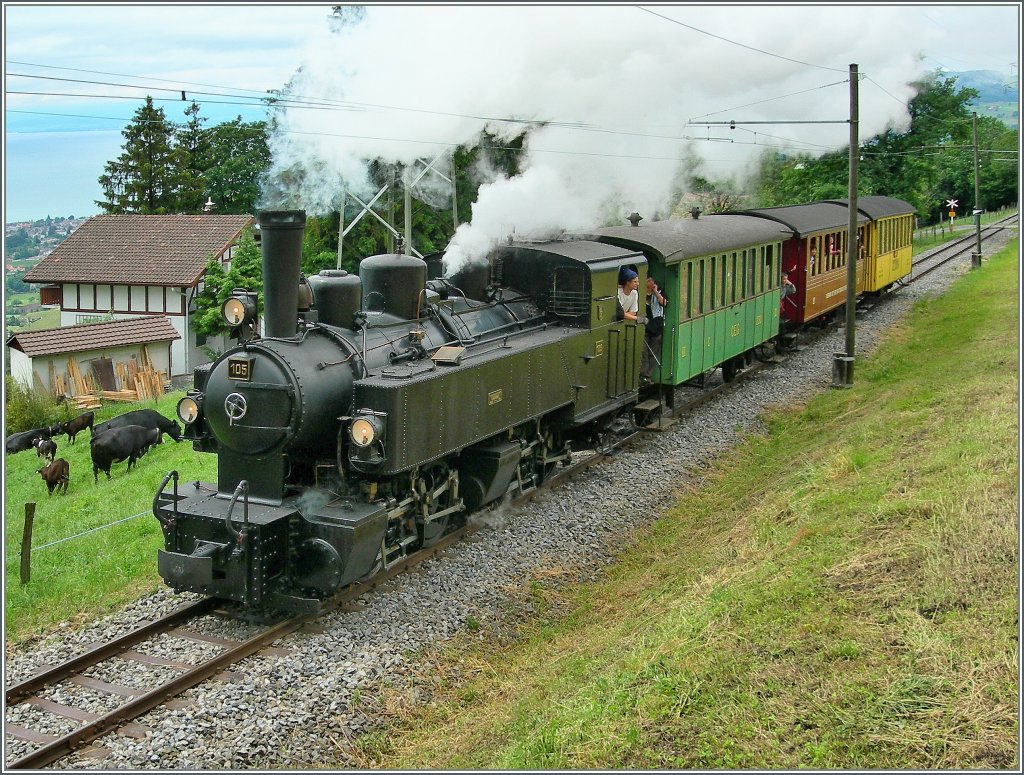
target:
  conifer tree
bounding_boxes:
[174,101,211,213]
[97,96,182,213]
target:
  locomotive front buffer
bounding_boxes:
[154,473,388,616]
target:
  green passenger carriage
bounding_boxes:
[587,213,790,397]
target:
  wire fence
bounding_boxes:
[29,508,152,553]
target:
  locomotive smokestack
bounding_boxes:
[258,210,306,338]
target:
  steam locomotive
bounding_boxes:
[155,198,913,616]
[155,210,651,615]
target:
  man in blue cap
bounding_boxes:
[617,267,639,322]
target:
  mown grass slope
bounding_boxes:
[354,242,1019,770]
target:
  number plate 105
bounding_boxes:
[227,356,253,381]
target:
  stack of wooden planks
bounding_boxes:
[51,349,165,405]
[102,362,165,401]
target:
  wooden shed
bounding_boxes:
[6,316,181,407]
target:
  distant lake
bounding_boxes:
[5,129,125,223]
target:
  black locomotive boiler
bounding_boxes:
[155,210,649,615]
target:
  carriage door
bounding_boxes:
[606,323,641,397]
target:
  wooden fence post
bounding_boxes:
[21,502,35,584]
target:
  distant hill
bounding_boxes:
[949,69,1019,128]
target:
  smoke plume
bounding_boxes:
[265,5,928,273]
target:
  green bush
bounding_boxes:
[4,376,60,433]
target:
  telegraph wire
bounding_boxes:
[690,80,851,121]
[635,6,850,73]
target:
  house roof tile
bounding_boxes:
[6,316,181,358]
[23,214,255,286]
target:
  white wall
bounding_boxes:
[9,349,34,389]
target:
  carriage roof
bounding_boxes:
[824,196,916,219]
[583,214,792,265]
[738,202,871,237]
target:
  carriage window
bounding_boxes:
[709,256,717,311]
[681,264,690,321]
[730,252,738,304]
[697,259,706,315]
[765,244,776,290]
[719,255,727,308]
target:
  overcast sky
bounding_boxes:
[3,2,1020,233]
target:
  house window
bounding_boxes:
[96,285,112,311]
[113,285,129,312]
[40,285,61,305]
[149,286,165,313]
[79,284,96,311]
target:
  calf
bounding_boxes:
[93,409,182,443]
[34,437,57,463]
[62,411,94,445]
[37,458,70,496]
[90,425,162,483]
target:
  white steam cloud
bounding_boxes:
[265,5,928,273]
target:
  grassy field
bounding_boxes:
[3,393,217,642]
[351,241,1020,770]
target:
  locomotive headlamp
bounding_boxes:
[177,394,204,425]
[221,292,257,327]
[350,417,380,447]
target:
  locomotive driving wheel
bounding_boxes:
[415,464,457,548]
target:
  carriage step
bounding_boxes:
[636,399,661,412]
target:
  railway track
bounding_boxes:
[906,214,1018,284]
[2,519,483,770]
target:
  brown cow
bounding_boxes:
[63,411,94,444]
[37,458,70,496]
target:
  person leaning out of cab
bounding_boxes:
[617,267,640,322]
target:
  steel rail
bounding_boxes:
[6,609,309,770]
[909,215,1017,284]
[4,597,216,704]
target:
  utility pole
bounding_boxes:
[833,63,858,388]
[387,166,396,255]
[685,68,862,385]
[971,111,983,268]
[451,149,460,230]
